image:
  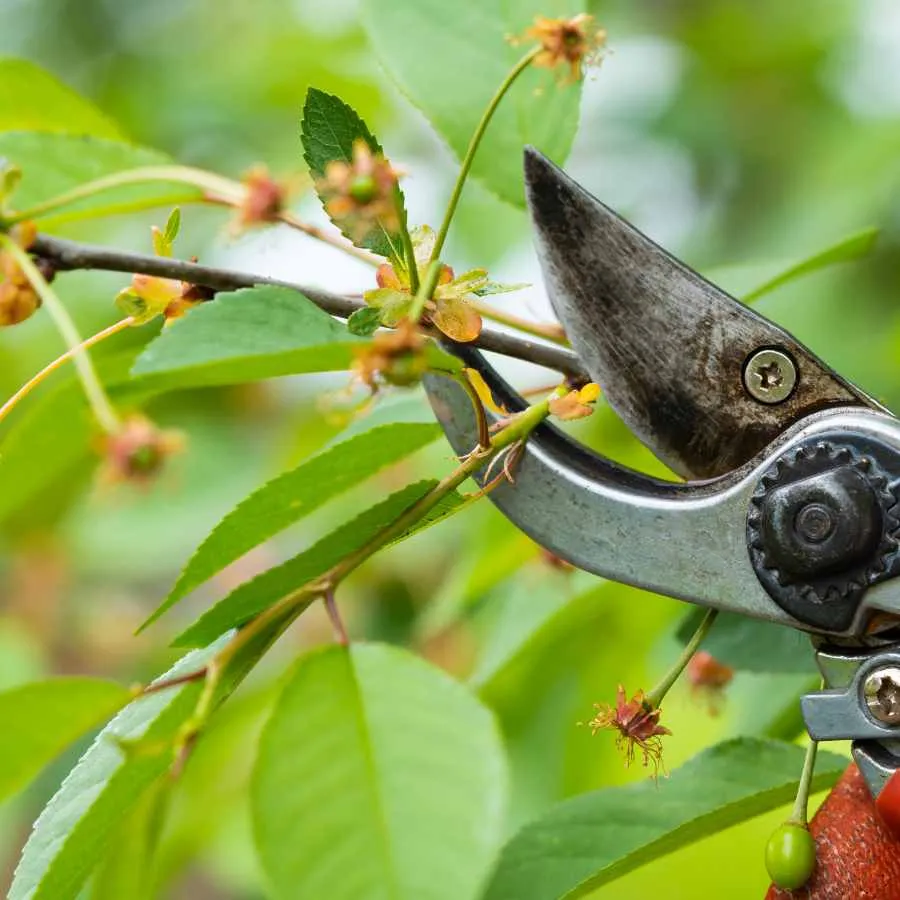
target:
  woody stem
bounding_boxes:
[645,609,718,709]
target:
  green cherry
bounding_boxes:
[349,175,378,204]
[765,822,816,891]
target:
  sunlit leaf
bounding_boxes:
[0,59,124,138]
[131,286,365,389]
[361,0,584,206]
[0,678,130,802]
[0,133,202,227]
[144,421,442,630]
[253,643,507,900]
[482,738,846,900]
[465,367,508,416]
[432,295,483,342]
[174,479,464,646]
[8,643,222,900]
[706,227,880,302]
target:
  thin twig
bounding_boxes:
[323,588,349,646]
[138,667,209,696]
[31,233,586,376]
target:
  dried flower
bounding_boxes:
[0,222,41,327]
[515,14,608,83]
[99,414,184,485]
[587,685,671,775]
[233,164,287,233]
[549,382,600,420]
[687,651,734,716]
[352,319,429,391]
[318,140,401,244]
[363,225,483,342]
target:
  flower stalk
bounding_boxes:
[646,609,719,708]
[430,47,540,263]
[0,234,121,434]
[0,316,133,427]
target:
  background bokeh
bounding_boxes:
[1,0,899,896]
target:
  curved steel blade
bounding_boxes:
[524,148,881,479]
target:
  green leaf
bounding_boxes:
[144,420,442,630]
[675,610,816,673]
[361,0,584,206]
[301,88,406,260]
[253,643,508,900]
[704,227,880,302]
[0,133,202,225]
[8,643,221,900]
[347,305,383,336]
[131,286,364,389]
[742,227,879,301]
[0,59,124,138]
[174,479,464,646]
[482,738,847,900]
[0,678,130,802]
[152,207,181,257]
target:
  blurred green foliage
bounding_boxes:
[0,0,898,896]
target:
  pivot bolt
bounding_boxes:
[744,349,797,404]
[864,667,900,726]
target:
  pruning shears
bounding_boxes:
[423,148,900,820]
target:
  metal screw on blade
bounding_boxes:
[743,349,797,404]
[864,667,900,726]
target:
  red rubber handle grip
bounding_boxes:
[766,763,900,899]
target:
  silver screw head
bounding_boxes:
[743,348,797,404]
[864,666,900,725]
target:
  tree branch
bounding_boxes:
[31,233,585,377]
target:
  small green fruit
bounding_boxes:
[765,822,816,890]
[349,175,378,204]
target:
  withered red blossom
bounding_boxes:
[687,650,734,716]
[0,221,41,327]
[318,140,400,244]
[233,164,286,232]
[587,685,671,775]
[352,319,428,391]
[99,415,184,485]
[517,14,608,83]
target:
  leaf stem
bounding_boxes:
[408,259,445,323]
[0,317,133,427]
[469,299,569,345]
[431,47,540,263]
[0,235,121,433]
[646,608,718,708]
